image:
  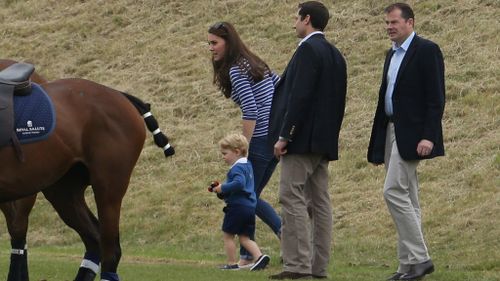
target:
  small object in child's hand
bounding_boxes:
[208,181,220,192]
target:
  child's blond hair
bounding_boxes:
[219,133,249,156]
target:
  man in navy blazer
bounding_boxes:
[269,1,346,279]
[367,3,445,280]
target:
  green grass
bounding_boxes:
[0,0,499,280]
[0,242,498,280]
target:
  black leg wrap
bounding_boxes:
[7,250,29,281]
[10,239,26,250]
[74,267,97,281]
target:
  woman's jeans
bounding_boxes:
[240,136,281,260]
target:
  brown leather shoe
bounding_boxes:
[269,271,313,279]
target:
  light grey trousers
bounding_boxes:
[279,153,332,276]
[384,123,430,273]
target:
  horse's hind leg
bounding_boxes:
[89,158,141,281]
[1,195,36,281]
[91,176,129,281]
[42,164,101,281]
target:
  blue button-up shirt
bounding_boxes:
[385,32,416,116]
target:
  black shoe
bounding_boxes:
[269,271,313,279]
[400,260,434,280]
[250,255,270,271]
[386,272,405,280]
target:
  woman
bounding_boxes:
[208,21,281,267]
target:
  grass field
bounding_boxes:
[0,242,498,280]
[0,0,499,280]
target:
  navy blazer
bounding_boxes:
[269,34,347,161]
[367,35,445,164]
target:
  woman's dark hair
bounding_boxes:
[208,22,269,98]
[298,1,330,31]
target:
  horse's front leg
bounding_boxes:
[0,195,37,281]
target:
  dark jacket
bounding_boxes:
[269,34,347,161]
[367,35,445,164]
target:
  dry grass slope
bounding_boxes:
[0,0,498,276]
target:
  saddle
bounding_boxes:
[0,63,34,94]
[0,63,35,151]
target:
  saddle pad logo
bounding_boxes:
[14,83,56,144]
[16,119,47,136]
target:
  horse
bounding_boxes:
[0,59,175,281]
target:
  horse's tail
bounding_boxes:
[121,92,175,157]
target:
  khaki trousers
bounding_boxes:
[384,123,430,272]
[279,153,332,276]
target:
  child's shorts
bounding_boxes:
[222,204,255,236]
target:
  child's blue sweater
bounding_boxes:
[221,158,256,208]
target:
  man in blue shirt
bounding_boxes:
[368,3,445,280]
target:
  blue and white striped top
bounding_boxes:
[229,63,280,138]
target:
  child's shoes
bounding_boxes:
[219,264,240,270]
[250,255,270,271]
[238,262,255,269]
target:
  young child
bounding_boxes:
[212,133,270,271]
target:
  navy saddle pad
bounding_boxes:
[14,83,56,143]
